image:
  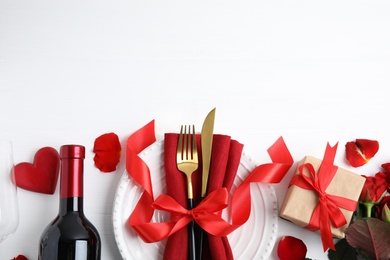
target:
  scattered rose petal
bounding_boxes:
[12,255,28,260]
[345,139,379,167]
[93,132,121,173]
[277,236,307,260]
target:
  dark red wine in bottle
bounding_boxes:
[38,145,101,260]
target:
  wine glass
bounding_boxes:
[0,139,19,243]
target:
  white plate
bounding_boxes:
[113,140,278,260]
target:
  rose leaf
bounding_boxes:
[327,238,357,260]
[345,218,390,260]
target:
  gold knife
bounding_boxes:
[200,107,215,199]
[197,107,216,260]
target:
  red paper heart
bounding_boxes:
[14,147,60,194]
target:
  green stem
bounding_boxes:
[363,202,375,217]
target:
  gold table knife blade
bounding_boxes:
[200,107,215,198]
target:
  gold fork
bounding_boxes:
[177,125,198,260]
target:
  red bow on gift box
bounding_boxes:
[289,143,358,251]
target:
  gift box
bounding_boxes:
[280,154,365,239]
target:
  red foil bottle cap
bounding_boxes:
[60,145,85,159]
[60,145,85,198]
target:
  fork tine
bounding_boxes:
[183,125,188,160]
[191,125,196,160]
[184,125,195,160]
[187,125,192,160]
[177,125,183,161]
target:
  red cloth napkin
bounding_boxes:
[163,133,244,260]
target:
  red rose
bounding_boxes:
[378,196,390,223]
[12,255,28,260]
[93,132,122,173]
[378,163,390,192]
[360,175,387,203]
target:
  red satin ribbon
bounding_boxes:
[126,120,294,243]
[289,143,358,251]
[126,120,156,226]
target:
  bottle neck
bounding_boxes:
[59,157,84,199]
[58,145,86,214]
[59,197,84,215]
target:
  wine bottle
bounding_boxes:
[38,145,101,260]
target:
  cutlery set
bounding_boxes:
[176,108,216,260]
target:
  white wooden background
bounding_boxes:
[1,1,390,259]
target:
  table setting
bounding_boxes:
[114,109,294,259]
[1,1,390,259]
[2,106,390,259]
[113,111,390,260]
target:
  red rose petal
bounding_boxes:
[93,133,121,173]
[381,163,390,173]
[345,141,367,167]
[12,255,28,260]
[277,236,307,260]
[380,163,390,187]
[345,139,379,167]
[356,139,379,159]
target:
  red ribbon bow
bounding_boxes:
[289,143,358,251]
[126,120,294,243]
[130,188,231,243]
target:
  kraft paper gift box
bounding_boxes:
[279,155,366,239]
